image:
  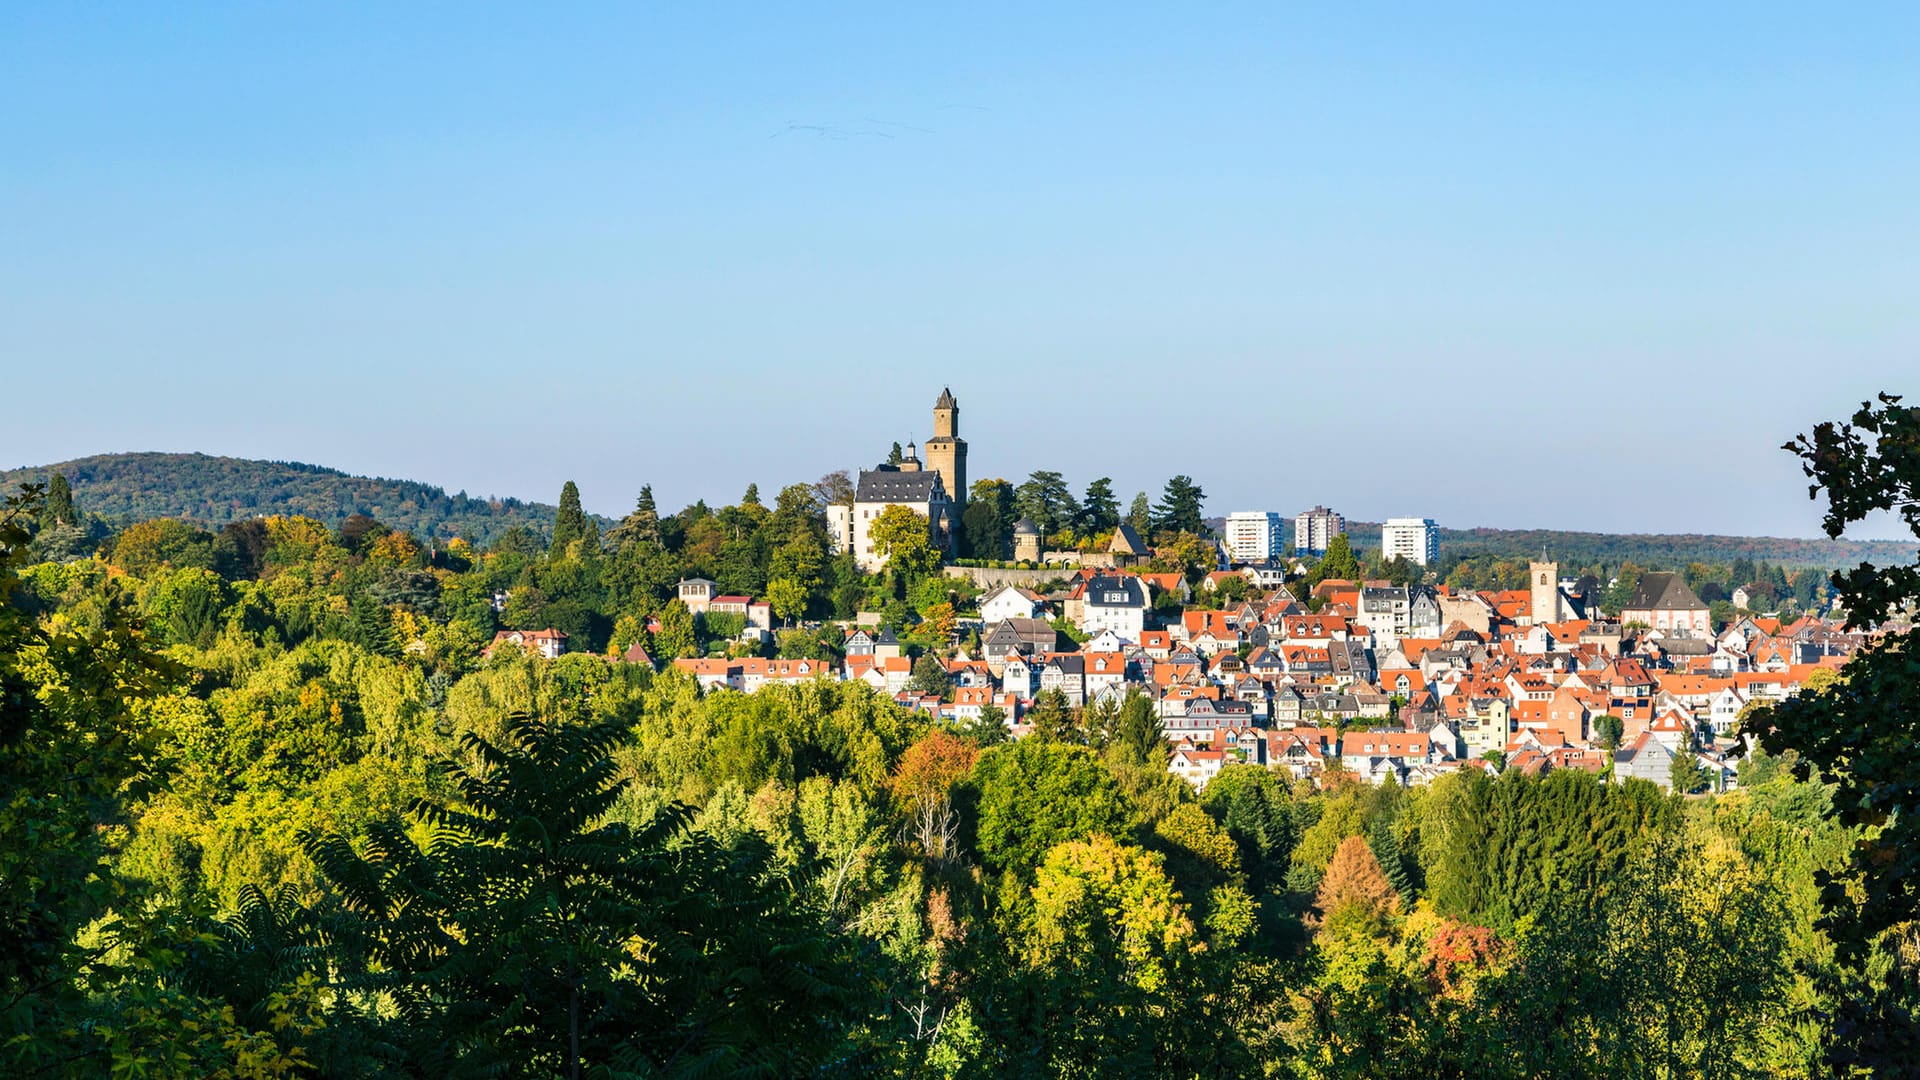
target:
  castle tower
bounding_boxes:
[924,387,967,509]
[1530,561,1560,626]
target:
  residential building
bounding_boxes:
[1224,511,1285,564]
[1079,574,1149,639]
[1620,572,1712,634]
[1293,506,1346,556]
[1380,517,1439,566]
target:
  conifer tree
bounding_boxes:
[1128,492,1152,535]
[887,442,904,466]
[549,480,586,559]
[741,482,761,507]
[1152,475,1205,535]
[1317,834,1399,928]
[609,485,661,549]
[41,472,75,529]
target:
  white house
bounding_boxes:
[979,584,1042,624]
[1078,575,1149,639]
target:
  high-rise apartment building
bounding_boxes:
[1381,517,1439,567]
[1293,506,1346,556]
[1224,511,1284,564]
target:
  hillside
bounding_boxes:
[0,452,568,545]
[1341,521,1914,570]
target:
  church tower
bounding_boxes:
[1529,561,1561,626]
[924,387,967,509]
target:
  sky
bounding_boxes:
[4,3,1918,539]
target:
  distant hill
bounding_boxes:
[0,453,570,546]
[1341,522,1914,571]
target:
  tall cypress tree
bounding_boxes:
[41,473,76,529]
[550,481,586,559]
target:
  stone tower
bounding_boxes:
[1530,561,1561,626]
[923,387,967,509]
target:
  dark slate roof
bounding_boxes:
[985,618,1058,646]
[874,628,900,645]
[1109,523,1147,555]
[856,469,947,504]
[1084,575,1147,608]
[1012,517,1040,535]
[1625,572,1708,612]
[936,386,956,409]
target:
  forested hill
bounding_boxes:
[1340,521,1914,570]
[0,452,573,545]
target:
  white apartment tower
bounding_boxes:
[1293,506,1346,556]
[1224,511,1284,564]
[1380,517,1440,567]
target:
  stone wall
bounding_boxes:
[944,565,1078,590]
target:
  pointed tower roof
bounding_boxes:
[935,386,956,408]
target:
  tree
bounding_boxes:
[41,472,75,528]
[972,738,1132,874]
[1668,746,1708,794]
[870,504,942,577]
[652,599,697,659]
[893,729,978,864]
[607,485,661,549]
[0,483,180,1067]
[304,713,874,1076]
[1026,688,1076,743]
[550,480,587,559]
[1023,835,1197,994]
[910,654,954,699]
[1152,476,1206,536]
[1317,835,1399,932]
[766,576,807,626]
[1015,471,1078,537]
[741,482,761,508]
[888,442,904,467]
[1593,714,1624,750]
[961,500,1002,561]
[1127,493,1152,536]
[1756,392,1920,1007]
[1080,478,1119,533]
[814,470,855,509]
[1316,533,1362,583]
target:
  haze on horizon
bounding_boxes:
[4,4,1917,540]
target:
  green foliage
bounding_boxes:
[971,737,1133,875]
[1,452,572,544]
[1152,474,1206,536]
[1423,769,1678,933]
[306,712,877,1076]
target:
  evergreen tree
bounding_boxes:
[550,480,586,559]
[1152,475,1206,535]
[1366,815,1414,904]
[1316,533,1362,583]
[609,484,661,549]
[742,482,761,507]
[1015,471,1079,536]
[41,472,75,529]
[1128,492,1152,535]
[961,499,1003,560]
[1081,477,1120,533]
[887,442,904,466]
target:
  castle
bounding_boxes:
[826,389,971,572]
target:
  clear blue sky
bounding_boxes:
[4,4,1918,538]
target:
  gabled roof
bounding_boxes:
[1625,572,1708,613]
[1109,522,1147,555]
[855,469,947,504]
